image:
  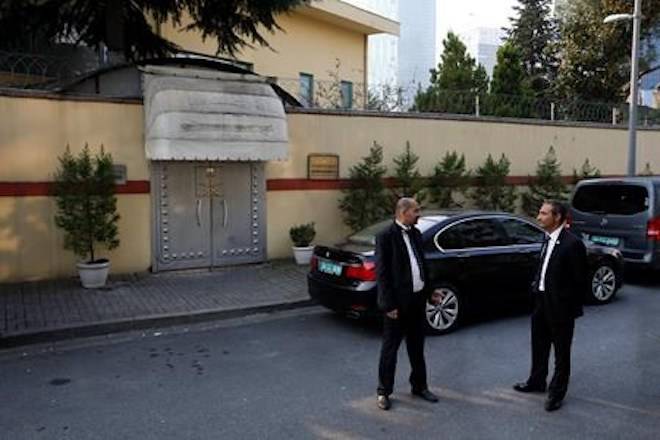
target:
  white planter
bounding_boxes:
[292,246,314,265]
[76,260,111,288]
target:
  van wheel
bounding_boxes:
[424,284,464,335]
[589,263,618,304]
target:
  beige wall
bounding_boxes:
[275,112,660,179]
[159,12,365,84]
[2,95,660,280]
[266,190,349,259]
[0,95,150,282]
[0,196,151,282]
[0,96,148,181]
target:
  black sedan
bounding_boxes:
[308,211,624,334]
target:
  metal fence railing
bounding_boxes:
[275,77,660,127]
[1,53,658,127]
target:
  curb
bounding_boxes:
[0,299,316,350]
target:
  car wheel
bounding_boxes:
[424,284,464,335]
[589,263,618,304]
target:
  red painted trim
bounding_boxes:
[0,181,150,197]
[266,176,588,191]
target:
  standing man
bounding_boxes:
[513,200,588,412]
[375,197,439,411]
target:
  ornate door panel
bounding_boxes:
[152,162,266,272]
[152,163,212,271]
[211,163,266,266]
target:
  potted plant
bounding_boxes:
[53,144,120,288]
[289,222,316,265]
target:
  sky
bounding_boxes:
[436,0,519,48]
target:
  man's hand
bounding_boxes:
[385,309,399,320]
[431,291,444,305]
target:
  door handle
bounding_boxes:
[223,199,228,228]
[196,199,202,227]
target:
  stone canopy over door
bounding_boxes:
[142,66,288,271]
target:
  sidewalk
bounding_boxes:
[0,260,312,348]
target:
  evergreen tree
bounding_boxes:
[505,0,558,96]
[54,144,120,263]
[339,142,390,232]
[0,0,308,60]
[521,146,569,217]
[413,32,489,113]
[572,158,601,183]
[391,142,426,204]
[487,42,534,117]
[470,153,517,211]
[429,151,470,208]
[555,0,660,103]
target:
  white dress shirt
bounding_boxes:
[395,220,425,293]
[539,225,563,292]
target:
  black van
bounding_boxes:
[569,177,660,269]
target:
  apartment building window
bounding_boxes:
[299,73,314,107]
[340,80,353,109]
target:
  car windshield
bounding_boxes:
[347,217,442,246]
[573,184,649,215]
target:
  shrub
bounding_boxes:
[53,144,120,263]
[289,222,316,247]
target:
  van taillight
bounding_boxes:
[310,254,318,271]
[345,261,377,281]
[565,213,572,229]
[647,217,660,240]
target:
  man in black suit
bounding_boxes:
[375,197,440,410]
[514,200,588,412]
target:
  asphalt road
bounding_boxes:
[1,280,659,440]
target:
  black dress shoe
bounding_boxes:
[377,395,391,410]
[412,389,439,403]
[544,397,562,412]
[513,382,546,393]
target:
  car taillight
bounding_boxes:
[345,261,377,281]
[647,217,660,240]
[565,212,572,229]
[310,254,318,271]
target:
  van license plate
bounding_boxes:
[319,260,343,276]
[589,235,620,247]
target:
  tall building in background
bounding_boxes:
[398,0,440,102]
[460,27,505,78]
[343,0,399,89]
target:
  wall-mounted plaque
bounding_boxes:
[308,154,339,180]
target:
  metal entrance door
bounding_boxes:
[152,162,266,272]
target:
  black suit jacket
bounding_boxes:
[534,228,588,321]
[375,222,430,313]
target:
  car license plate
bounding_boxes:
[318,260,343,276]
[588,235,620,247]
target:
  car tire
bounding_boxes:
[589,263,618,304]
[424,284,464,335]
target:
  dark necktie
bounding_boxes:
[535,235,551,288]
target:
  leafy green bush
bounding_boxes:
[429,151,471,208]
[521,146,569,216]
[53,144,120,263]
[470,153,517,211]
[339,142,390,232]
[289,222,316,247]
[391,141,426,204]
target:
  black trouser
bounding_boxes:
[377,297,428,396]
[528,294,575,400]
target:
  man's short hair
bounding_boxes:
[395,197,417,215]
[544,199,568,223]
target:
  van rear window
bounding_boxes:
[572,184,648,215]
